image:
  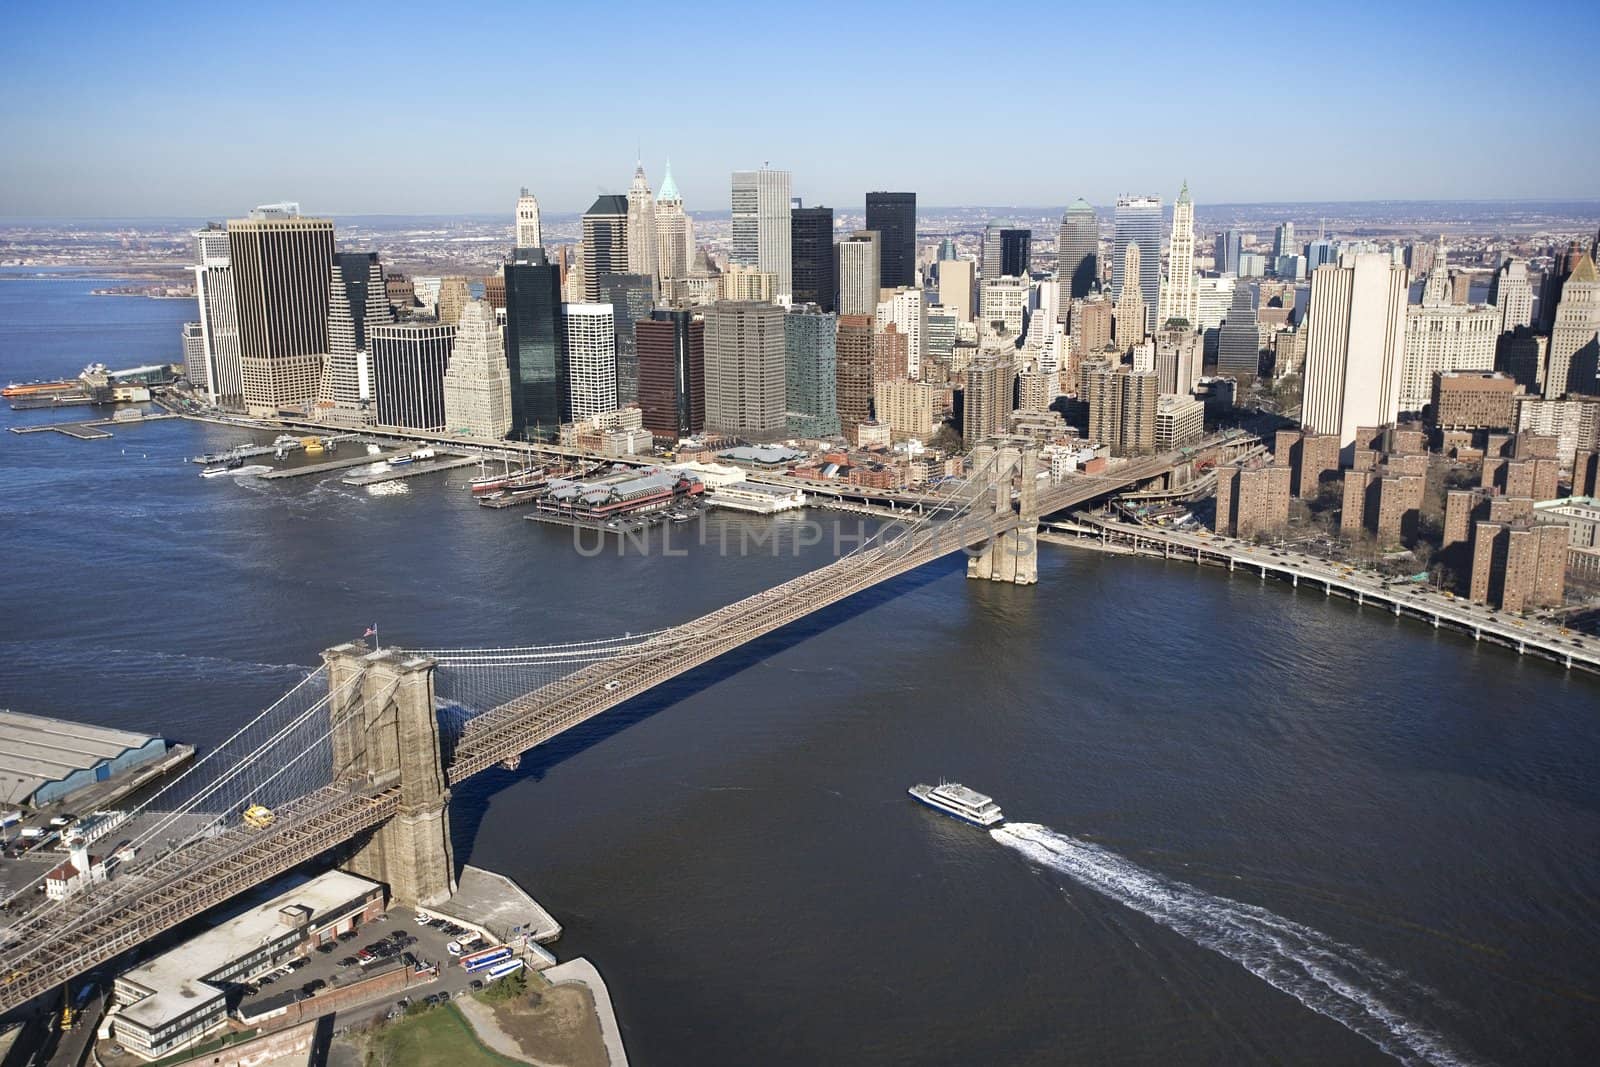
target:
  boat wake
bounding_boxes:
[992,822,1475,1067]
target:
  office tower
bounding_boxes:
[1156,332,1202,396]
[720,263,777,302]
[1429,371,1519,433]
[963,355,1016,441]
[655,161,693,283]
[1305,238,1337,273]
[563,304,619,420]
[937,238,958,261]
[181,321,205,387]
[386,273,416,310]
[503,247,567,442]
[1194,275,1236,331]
[981,219,1008,279]
[1058,198,1099,305]
[1405,240,1437,280]
[190,223,242,407]
[832,313,878,437]
[515,188,542,250]
[730,167,792,297]
[1496,328,1547,393]
[1113,195,1161,335]
[784,306,840,437]
[1084,364,1158,456]
[442,299,512,439]
[1540,241,1583,333]
[369,322,455,431]
[938,258,974,322]
[1273,221,1296,260]
[790,205,836,311]
[1114,243,1147,346]
[1398,250,1499,412]
[1072,295,1114,360]
[979,276,1027,339]
[1159,182,1197,329]
[1302,252,1408,448]
[1488,258,1535,335]
[581,195,630,302]
[704,301,787,438]
[875,287,927,378]
[1213,229,1242,275]
[999,228,1031,278]
[482,274,506,311]
[597,274,654,406]
[925,307,957,366]
[837,231,882,316]
[1156,394,1206,450]
[227,204,335,416]
[1215,285,1261,378]
[624,162,658,284]
[318,252,393,416]
[865,192,916,289]
[636,308,704,440]
[1548,254,1600,398]
[436,276,469,326]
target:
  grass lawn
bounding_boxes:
[367,1002,527,1067]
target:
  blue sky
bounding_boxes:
[2,0,1597,217]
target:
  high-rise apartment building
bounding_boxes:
[865,192,916,289]
[581,195,630,302]
[790,205,836,311]
[228,204,335,416]
[654,162,693,283]
[1488,258,1535,336]
[837,231,882,317]
[730,167,792,297]
[190,224,242,407]
[1113,195,1161,336]
[503,247,567,442]
[369,322,454,432]
[442,299,512,439]
[784,307,840,437]
[515,188,542,249]
[636,308,704,440]
[564,303,619,421]
[597,274,654,407]
[937,258,974,322]
[963,355,1016,441]
[1398,252,1499,413]
[874,379,941,442]
[835,314,876,437]
[318,251,393,417]
[1215,285,1260,378]
[1158,182,1197,329]
[704,300,787,439]
[1214,458,1292,538]
[1084,364,1158,456]
[1057,199,1098,305]
[1547,254,1600,399]
[875,287,927,378]
[625,163,658,284]
[1302,252,1408,449]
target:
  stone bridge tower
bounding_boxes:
[966,441,1040,585]
[323,642,456,907]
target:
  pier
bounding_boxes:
[340,453,479,486]
[255,450,408,480]
[8,412,178,440]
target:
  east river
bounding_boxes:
[2,273,1598,1065]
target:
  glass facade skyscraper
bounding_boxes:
[790,205,836,311]
[1058,199,1099,302]
[865,192,916,289]
[503,248,567,442]
[1113,195,1162,336]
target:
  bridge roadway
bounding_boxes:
[0,448,1188,1013]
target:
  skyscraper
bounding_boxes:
[625,162,658,284]
[654,162,693,283]
[784,306,840,437]
[597,274,654,406]
[228,204,335,417]
[1158,182,1197,329]
[1488,258,1535,336]
[636,308,704,440]
[503,247,567,442]
[564,303,619,420]
[937,258,974,322]
[1057,199,1098,305]
[369,322,454,432]
[834,314,875,437]
[581,195,630,302]
[865,192,916,289]
[999,228,1031,278]
[1214,229,1243,275]
[1398,247,1498,412]
[980,219,1014,279]
[875,287,927,379]
[1302,252,1408,449]
[1547,254,1600,398]
[1215,285,1260,378]
[515,188,543,250]
[1113,243,1147,346]
[1272,221,1296,260]
[790,205,836,311]
[190,224,242,407]
[730,167,792,297]
[1084,364,1158,456]
[1113,195,1161,336]
[704,301,787,439]
[837,231,881,317]
[963,355,1016,441]
[442,299,512,439]
[436,276,469,326]
[318,251,393,417]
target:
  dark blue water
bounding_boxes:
[3,273,1599,1065]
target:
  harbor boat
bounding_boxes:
[907,781,1004,827]
[671,511,693,523]
[387,454,414,467]
[200,456,245,478]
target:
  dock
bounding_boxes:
[340,454,479,486]
[8,412,178,440]
[256,450,407,480]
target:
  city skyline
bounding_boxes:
[3,1,1599,218]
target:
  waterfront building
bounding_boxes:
[979,276,1027,340]
[369,321,454,431]
[1084,364,1157,456]
[1398,248,1499,413]
[1057,198,1099,305]
[626,162,658,283]
[791,205,836,311]
[503,247,567,442]
[516,187,543,249]
[874,378,941,442]
[1215,285,1260,378]
[865,192,916,289]
[704,300,787,439]
[1547,254,1600,399]
[1470,519,1567,611]
[835,314,875,437]
[937,257,974,322]
[597,273,655,406]
[837,231,881,317]
[1271,428,1341,498]
[228,204,334,416]
[190,223,243,407]
[581,195,630,303]
[731,167,792,298]
[1302,252,1408,450]
[1489,258,1535,335]
[875,287,927,378]
[442,299,511,439]
[1158,182,1197,329]
[1155,393,1205,451]
[1113,243,1147,347]
[784,306,840,437]
[654,162,693,283]
[181,321,205,387]
[1113,195,1161,336]
[317,251,393,419]
[636,307,704,440]
[1214,457,1291,538]
[963,355,1016,441]
[564,303,619,421]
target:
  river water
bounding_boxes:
[2,272,1598,1065]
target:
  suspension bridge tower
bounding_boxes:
[323,642,457,907]
[966,441,1040,585]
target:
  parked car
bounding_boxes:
[316,942,336,954]
[338,956,358,968]
[302,979,326,995]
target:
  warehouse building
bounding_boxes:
[0,710,170,807]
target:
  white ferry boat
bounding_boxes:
[907,781,1004,827]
